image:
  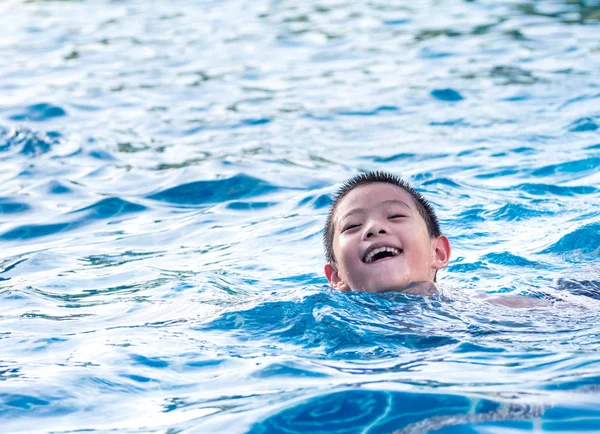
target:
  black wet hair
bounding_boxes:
[323,171,442,263]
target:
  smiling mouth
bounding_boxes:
[363,247,402,264]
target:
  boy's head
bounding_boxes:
[323,171,451,292]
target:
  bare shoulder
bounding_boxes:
[474,293,552,308]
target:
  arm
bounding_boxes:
[475,293,551,308]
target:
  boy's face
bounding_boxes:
[324,183,450,292]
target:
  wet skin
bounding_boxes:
[324,183,451,293]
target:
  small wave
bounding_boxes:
[147,174,279,205]
[541,222,600,256]
[80,250,161,269]
[0,198,145,242]
[250,390,396,433]
[429,118,468,127]
[555,279,600,300]
[184,118,272,134]
[490,65,540,85]
[431,88,464,102]
[511,147,537,154]
[47,181,73,195]
[226,201,278,211]
[336,106,400,116]
[559,92,600,110]
[0,198,30,214]
[453,206,486,226]
[365,153,450,164]
[482,252,542,268]
[475,168,520,179]
[248,389,542,434]
[532,157,600,177]
[0,393,51,414]
[8,103,67,122]
[130,354,169,369]
[0,126,59,156]
[368,153,416,163]
[568,117,598,132]
[200,292,459,358]
[298,194,332,210]
[513,183,597,196]
[251,360,331,379]
[242,118,271,126]
[483,203,551,221]
[447,260,488,273]
[0,222,76,241]
[0,389,79,419]
[421,177,462,188]
[20,313,93,321]
[88,149,115,160]
[71,197,147,220]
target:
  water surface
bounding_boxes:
[1,0,600,432]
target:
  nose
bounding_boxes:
[363,219,389,239]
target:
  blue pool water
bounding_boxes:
[1,0,600,432]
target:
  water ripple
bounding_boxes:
[0,126,59,156]
[8,103,67,122]
[1,0,600,432]
[72,197,147,220]
[541,222,600,256]
[147,174,279,205]
[531,157,600,177]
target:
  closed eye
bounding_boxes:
[341,223,361,233]
[389,214,406,219]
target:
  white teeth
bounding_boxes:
[364,247,400,264]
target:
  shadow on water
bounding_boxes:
[247,389,554,434]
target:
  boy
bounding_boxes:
[323,171,451,294]
[323,171,552,307]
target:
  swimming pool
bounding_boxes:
[1,0,599,432]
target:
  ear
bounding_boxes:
[324,263,350,291]
[431,235,451,271]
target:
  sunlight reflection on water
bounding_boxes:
[1,0,600,432]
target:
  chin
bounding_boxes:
[366,279,412,293]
